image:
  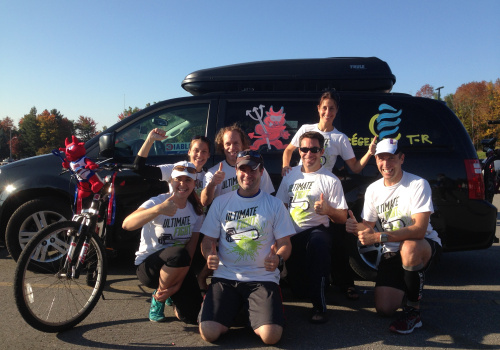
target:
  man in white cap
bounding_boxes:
[346,138,442,334]
[199,150,295,345]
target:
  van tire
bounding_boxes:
[5,198,73,261]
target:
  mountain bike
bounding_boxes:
[13,160,135,333]
[481,120,500,203]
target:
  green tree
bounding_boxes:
[0,117,15,160]
[18,107,41,158]
[444,93,455,112]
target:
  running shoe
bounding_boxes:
[389,306,422,334]
[149,291,166,322]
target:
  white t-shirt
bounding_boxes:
[135,193,204,265]
[361,171,442,253]
[201,190,296,284]
[203,160,275,197]
[158,164,206,196]
[290,124,355,172]
[276,165,348,232]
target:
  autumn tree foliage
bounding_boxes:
[453,81,492,149]
[118,106,141,121]
[416,84,435,99]
[17,108,74,157]
[74,116,99,142]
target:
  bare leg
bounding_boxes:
[154,265,190,302]
[374,286,405,316]
[199,321,228,343]
[254,324,283,345]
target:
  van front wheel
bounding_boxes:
[6,198,73,261]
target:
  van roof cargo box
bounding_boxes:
[181,57,396,95]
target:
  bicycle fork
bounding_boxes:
[60,218,93,280]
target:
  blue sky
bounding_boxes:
[1,0,499,130]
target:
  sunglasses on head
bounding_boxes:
[299,147,322,154]
[237,150,261,158]
[173,165,197,174]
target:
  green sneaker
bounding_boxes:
[165,297,173,306]
[149,291,166,322]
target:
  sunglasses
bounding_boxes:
[173,165,197,174]
[299,147,322,154]
[237,150,262,158]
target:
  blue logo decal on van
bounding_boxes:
[375,104,402,139]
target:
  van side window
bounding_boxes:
[114,104,209,157]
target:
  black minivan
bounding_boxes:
[1,57,496,280]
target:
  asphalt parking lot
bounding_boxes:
[1,200,499,350]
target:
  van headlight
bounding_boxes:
[5,184,16,193]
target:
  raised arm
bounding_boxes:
[344,136,377,174]
[137,128,168,158]
[282,143,297,176]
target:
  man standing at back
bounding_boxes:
[346,138,442,334]
[198,150,295,345]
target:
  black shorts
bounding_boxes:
[136,246,202,324]
[136,246,192,288]
[199,277,285,330]
[376,238,442,291]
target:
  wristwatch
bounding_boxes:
[380,233,389,243]
[277,254,284,271]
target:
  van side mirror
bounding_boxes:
[99,132,116,158]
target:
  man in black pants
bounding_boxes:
[276,131,348,323]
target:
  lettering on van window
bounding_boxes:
[349,103,433,147]
[165,142,191,152]
[406,134,432,145]
[246,104,290,150]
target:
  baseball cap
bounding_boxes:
[375,138,401,155]
[171,161,197,180]
[236,150,264,170]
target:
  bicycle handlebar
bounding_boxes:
[99,162,137,172]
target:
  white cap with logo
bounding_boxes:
[375,138,400,155]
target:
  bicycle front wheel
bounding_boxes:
[13,221,108,332]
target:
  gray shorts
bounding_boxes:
[199,277,285,330]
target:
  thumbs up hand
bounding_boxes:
[314,193,330,216]
[211,162,225,186]
[207,241,219,270]
[345,210,359,234]
[158,193,178,216]
[264,244,279,271]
